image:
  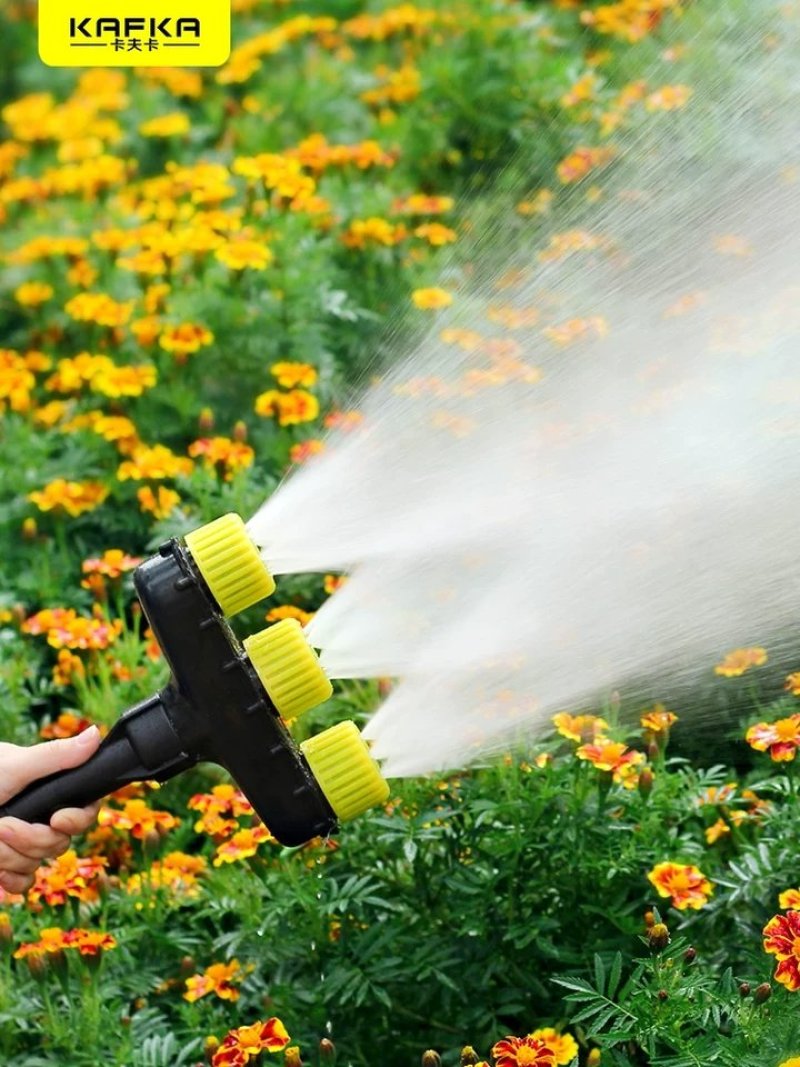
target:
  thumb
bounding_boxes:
[9,726,102,793]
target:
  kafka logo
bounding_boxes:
[39,0,230,67]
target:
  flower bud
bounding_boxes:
[25,951,49,981]
[587,1052,602,1067]
[204,1035,220,1063]
[754,982,772,1004]
[233,420,248,442]
[422,1053,441,1067]
[647,740,660,762]
[657,989,669,1001]
[199,407,215,432]
[739,982,751,998]
[460,1048,479,1067]
[0,913,12,947]
[643,909,656,928]
[22,517,37,541]
[647,923,670,951]
[638,766,654,799]
[319,1038,335,1061]
[284,1046,302,1067]
[683,946,696,963]
[180,955,196,976]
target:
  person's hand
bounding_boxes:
[0,727,102,894]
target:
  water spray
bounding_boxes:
[0,514,389,846]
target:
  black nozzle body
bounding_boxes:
[0,539,337,847]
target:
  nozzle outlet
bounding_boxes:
[244,619,333,720]
[301,721,390,822]
[185,513,275,617]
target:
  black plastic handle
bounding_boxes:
[0,694,194,825]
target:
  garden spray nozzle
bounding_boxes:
[0,514,389,846]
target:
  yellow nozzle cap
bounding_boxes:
[244,619,332,719]
[301,721,389,823]
[185,513,275,617]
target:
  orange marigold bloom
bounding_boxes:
[324,574,347,595]
[91,364,157,398]
[188,437,254,480]
[290,439,325,464]
[552,712,608,743]
[394,193,454,215]
[746,715,800,762]
[40,712,95,739]
[213,826,273,867]
[645,84,692,111]
[65,292,134,327]
[28,850,107,906]
[255,388,319,426]
[529,1030,578,1066]
[647,861,713,911]
[212,1018,290,1066]
[342,217,407,249]
[576,741,644,786]
[126,851,206,899]
[412,287,453,310]
[715,647,768,677]
[271,361,317,388]
[556,146,614,184]
[15,281,53,307]
[705,818,730,845]
[184,959,245,1003]
[491,1035,557,1067]
[117,444,193,481]
[764,910,800,991]
[98,799,180,840]
[640,705,678,733]
[28,479,108,517]
[785,672,800,696]
[543,316,608,346]
[137,485,181,519]
[82,549,142,583]
[414,222,457,245]
[779,889,800,910]
[14,926,116,960]
[189,783,254,836]
[323,409,363,431]
[159,323,214,356]
[266,605,314,627]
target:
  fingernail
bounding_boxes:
[77,725,100,746]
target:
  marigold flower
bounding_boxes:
[91,363,157,398]
[552,712,608,743]
[324,575,347,595]
[15,281,53,307]
[139,112,190,138]
[342,217,407,249]
[40,712,96,740]
[271,361,317,388]
[645,85,692,111]
[212,1019,290,1066]
[290,439,325,464]
[491,1035,557,1067]
[28,850,107,906]
[785,672,800,696]
[189,784,254,836]
[746,715,800,761]
[324,409,363,431]
[764,910,800,991]
[714,647,767,677]
[557,146,614,184]
[189,437,255,480]
[394,193,453,215]
[117,444,193,481]
[65,292,134,327]
[213,825,273,866]
[28,479,108,517]
[184,959,245,1002]
[705,818,730,845]
[647,861,713,910]
[137,485,181,519]
[82,550,142,584]
[779,888,800,910]
[576,741,644,787]
[414,222,457,245]
[14,926,116,960]
[216,239,274,271]
[640,705,678,733]
[98,798,180,840]
[412,287,453,310]
[266,605,314,627]
[528,1030,577,1066]
[159,323,214,356]
[255,388,319,426]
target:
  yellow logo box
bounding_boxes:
[39,0,230,67]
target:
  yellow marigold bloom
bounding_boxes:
[144,282,171,314]
[212,1018,290,1063]
[15,281,53,307]
[184,960,245,1003]
[118,249,167,276]
[52,650,86,686]
[529,1030,578,1066]
[413,222,457,246]
[65,292,134,327]
[98,798,180,839]
[517,190,554,216]
[213,825,273,866]
[647,861,713,911]
[412,287,453,310]
[14,927,116,960]
[7,234,89,264]
[266,605,314,627]
[159,323,214,356]
[779,889,800,910]
[64,411,140,453]
[45,353,115,393]
[361,64,421,107]
[33,400,69,428]
[785,672,800,697]
[126,851,206,899]
[342,217,407,249]
[216,239,274,270]
[28,479,108,517]
[395,193,454,215]
[270,361,317,388]
[561,72,598,108]
[705,818,730,845]
[714,646,767,677]
[778,1059,800,1067]
[640,705,678,733]
[23,607,122,650]
[746,715,800,762]
[188,437,254,480]
[118,444,194,482]
[137,485,180,519]
[557,146,614,184]
[0,350,35,412]
[139,112,190,138]
[255,388,320,426]
[552,712,609,743]
[67,258,99,289]
[136,68,203,99]
[645,84,692,111]
[130,316,162,346]
[91,363,157,399]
